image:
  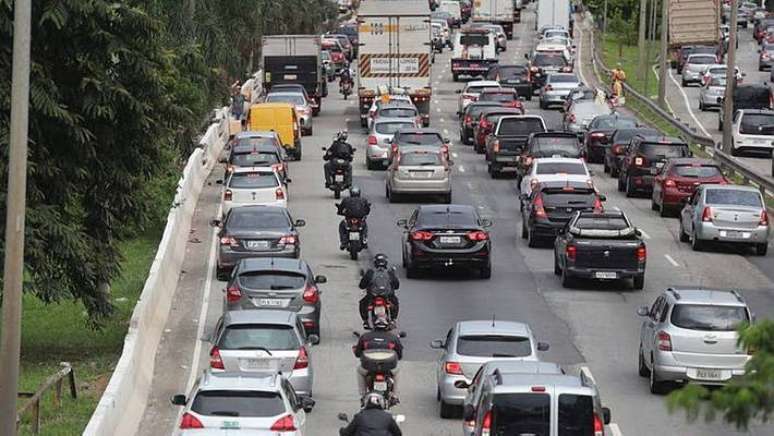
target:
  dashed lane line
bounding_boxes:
[664,254,680,267]
[667,68,713,138]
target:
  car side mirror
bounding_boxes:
[480,218,493,228]
[454,380,470,389]
[463,405,476,421]
[299,396,315,412]
[399,331,407,338]
[524,53,529,59]
[315,275,327,284]
[170,394,187,406]
[537,342,550,351]
[321,146,328,151]
[210,219,222,227]
[397,218,408,228]
[717,96,723,103]
[602,407,611,424]
[443,137,450,143]
[337,412,349,422]
[455,89,463,94]
[430,339,445,349]
[637,305,650,317]
[218,156,228,164]
[307,334,320,345]
[634,228,642,237]
[215,179,224,185]
[295,219,306,227]
[285,178,292,183]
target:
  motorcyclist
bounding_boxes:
[324,130,355,188]
[337,187,371,250]
[353,318,403,403]
[339,392,403,436]
[358,254,400,328]
[340,66,354,87]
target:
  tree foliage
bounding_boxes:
[0,0,335,325]
[667,320,774,429]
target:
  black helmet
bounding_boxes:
[338,130,349,142]
[362,392,386,410]
[349,186,361,197]
[373,253,388,268]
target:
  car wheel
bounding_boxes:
[625,176,635,197]
[603,160,610,174]
[307,126,313,136]
[679,220,690,242]
[539,99,546,110]
[659,200,670,218]
[480,260,492,279]
[611,165,619,178]
[553,254,561,275]
[699,99,705,111]
[452,73,459,82]
[406,262,420,279]
[521,219,528,239]
[681,77,687,87]
[526,92,532,101]
[718,117,723,131]
[731,140,739,156]
[651,197,659,211]
[633,274,645,290]
[638,346,651,377]
[366,159,375,171]
[691,231,704,251]
[439,399,458,419]
[755,243,768,256]
[216,265,229,281]
[561,265,574,288]
[649,357,669,395]
[617,173,625,192]
[527,228,539,248]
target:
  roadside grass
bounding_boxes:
[601,34,661,99]
[12,231,160,435]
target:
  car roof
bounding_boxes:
[539,180,594,190]
[379,101,416,109]
[236,257,308,273]
[418,204,476,215]
[395,127,443,135]
[666,157,716,166]
[253,102,294,110]
[229,205,289,214]
[738,109,774,115]
[456,320,531,336]
[532,132,578,138]
[534,157,585,164]
[230,167,276,174]
[635,134,686,144]
[481,360,564,375]
[665,287,748,306]
[399,146,443,155]
[223,309,298,327]
[235,131,278,139]
[231,143,280,154]
[491,373,594,395]
[199,370,280,392]
[499,114,545,121]
[481,87,516,93]
[374,117,417,125]
[701,183,760,193]
[466,80,500,87]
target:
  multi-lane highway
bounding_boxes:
[137,5,774,436]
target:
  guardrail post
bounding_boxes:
[53,378,62,408]
[30,400,39,434]
[68,367,77,400]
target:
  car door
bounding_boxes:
[402,209,419,262]
[641,296,665,357]
[555,223,571,268]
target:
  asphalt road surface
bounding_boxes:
[137,6,774,436]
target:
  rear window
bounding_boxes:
[228,172,279,189]
[492,393,550,435]
[549,74,579,83]
[237,137,277,148]
[671,164,722,178]
[227,209,290,229]
[191,391,285,418]
[542,191,596,207]
[480,92,517,102]
[688,55,716,64]
[465,85,494,94]
[395,133,443,146]
[533,137,580,156]
[380,107,417,118]
[375,121,415,135]
[592,117,638,129]
[670,305,749,331]
[399,151,442,166]
[739,113,774,135]
[265,94,305,106]
[417,210,477,227]
[535,162,587,175]
[456,335,532,357]
[498,118,545,135]
[467,104,502,118]
[640,143,690,159]
[612,129,659,144]
[558,394,595,436]
[219,324,300,350]
[460,34,489,46]
[230,152,279,167]
[534,53,567,66]
[709,77,727,87]
[494,66,528,79]
[575,216,629,230]
[237,271,306,290]
[705,189,762,207]
[734,87,771,108]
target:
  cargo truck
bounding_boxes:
[262,35,327,116]
[357,1,433,128]
[536,0,570,33]
[472,0,516,39]
[668,0,722,67]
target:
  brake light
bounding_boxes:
[180,412,204,429]
[701,206,714,222]
[411,230,434,241]
[466,230,489,241]
[657,331,672,351]
[226,284,241,303]
[593,196,604,212]
[530,66,539,72]
[566,244,577,261]
[562,66,573,72]
[294,346,309,369]
[544,84,553,91]
[636,245,647,262]
[568,113,576,123]
[634,156,644,166]
[223,189,232,201]
[761,211,770,226]
[279,234,297,245]
[481,410,492,436]
[275,188,285,200]
[270,415,297,431]
[493,140,500,153]
[590,132,605,138]
[303,284,319,304]
[464,115,473,125]
[271,163,282,172]
[368,135,377,145]
[664,179,676,188]
[375,373,386,381]
[594,413,604,436]
[220,235,238,246]
[534,194,547,219]
[444,361,463,375]
[481,119,491,129]
[531,386,546,392]
[209,346,225,370]
[612,144,623,154]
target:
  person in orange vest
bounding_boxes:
[611,63,626,97]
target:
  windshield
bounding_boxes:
[558,395,596,436]
[230,152,279,167]
[498,118,545,135]
[542,191,596,207]
[460,34,489,46]
[237,271,306,290]
[492,393,550,436]
[533,138,580,157]
[375,121,415,135]
[576,216,629,230]
[536,162,586,175]
[592,117,638,129]
[705,189,762,207]
[380,107,417,118]
[671,164,722,178]
[670,305,749,331]
[480,92,517,102]
[688,55,716,64]
[192,391,285,417]
[219,324,300,350]
[400,151,442,166]
[396,133,443,146]
[739,113,774,135]
[465,85,495,94]
[227,209,290,229]
[265,94,305,105]
[228,172,279,189]
[456,335,532,357]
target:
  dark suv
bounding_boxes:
[618,135,691,197]
[517,132,583,184]
[718,84,773,130]
[485,64,532,100]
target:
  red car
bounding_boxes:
[473,107,524,153]
[651,158,728,217]
[477,87,525,111]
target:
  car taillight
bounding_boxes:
[534,194,547,219]
[279,234,297,245]
[481,410,492,436]
[566,244,577,261]
[593,196,604,212]
[568,113,576,123]
[634,156,644,166]
[636,245,647,262]
[594,413,604,436]
[368,135,378,145]
[544,85,553,91]
[410,230,434,241]
[180,412,204,429]
[270,414,297,431]
[562,66,573,72]
[702,206,714,222]
[209,346,225,369]
[493,140,500,153]
[220,235,238,246]
[271,163,282,171]
[275,188,285,200]
[760,211,770,226]
[444,361,463,375]
[657,331,672,351]
[530,66,538,72]
[464,115,473,125]
[303,284,319,304]
[466,230,489,241]
[226,164,234,173]
[226,284,241,303]
[481,119,491,129]
[223,189,232,201]
[664,179,676,188]
[590,132,605,138]
[294,347,309,369]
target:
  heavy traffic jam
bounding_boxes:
[158,0,772,435]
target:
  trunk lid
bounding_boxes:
[573,240,641,269]
[710,206,763,230]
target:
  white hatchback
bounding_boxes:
[222,167,287,216]
[456,80,501,116]
[730,109,774,156]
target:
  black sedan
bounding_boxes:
[583,114,638,163]
[398,204,492,279]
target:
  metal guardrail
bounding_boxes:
[584,16,774,205]
[16,362,77,434]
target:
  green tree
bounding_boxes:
[667,320,774,429]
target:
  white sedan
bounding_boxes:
[520,157,593,196]
[456,80,501,117]
[222,167,288,216]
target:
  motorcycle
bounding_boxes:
[340,78,353,99]
[322,147,354,199]
[342,216,365,260]
[352,331,407,408]
[337,410,406,429]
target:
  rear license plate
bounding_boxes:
[334,174,344,182]
[594,272,617,279]
[695,368,722,380]
[650,167,660,175]
[410,171,433,178]
[656,161,665,168]
[240,358,273,370]
[255,298,287,307]
[439,236,461,244]
[349,232,361,241]
[245,240,269,249]
[373,381,388,392]
[222,421,240,429]
[507,79,521,83]
[720,230,751,239]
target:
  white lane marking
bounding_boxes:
[664,254,680,267]
[638,229,651,240]
[452,152,458,158]
[436,107,442,113]
[459,165,466,172]
[177,202,222,426]
[609,423,623,436]
[440,117,445,123]
[667,69,712,138]
[443,128,449,135]
[652,65,676,114]
[576,32,589,86]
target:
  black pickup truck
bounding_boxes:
[484,115,547,177]
[553,210,646,290]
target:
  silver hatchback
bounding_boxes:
[637,288,753,394]
[366,117,418,170]
[679,184,770,256]
[386,146,452,203]
[540,73,582,109]
[698,75,726,111]
[681,54,718,86]
[430,320,549,418]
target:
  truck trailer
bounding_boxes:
[262,35,327,115]
[472,0,516,39]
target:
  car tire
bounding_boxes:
[659,200,670,218]
[625,176,635,198]
[638,346,651,377]
[617,173,625,192]
[561,265,574,288]
[553,255,561,275]
[527,228,539,248]
[679,221,690,242]
[452,73,459,82]
[718,117,723,131]
[633,274,645,290]
[649,358,669,395]
[442,192,452,204]
[731,140,739,156]
[691,231,704,251]
[439,399,457,419]
[307,126,313,136]
[651,197,659,211]
[406,262,420,279]
[681,77,687,87]
[539,99,546,110]
[611,165,619,178]
[755,243,768,256]
[216,265,229,281]
[526,92,532,101]
[366,159,375,171]
[521,220,528,239]
[603,160,610,174]
[699,99,705,111]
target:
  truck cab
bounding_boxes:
[452,27,498,82]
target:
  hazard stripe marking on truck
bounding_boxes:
[359,53,430,78]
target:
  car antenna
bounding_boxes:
[492,313,496,327]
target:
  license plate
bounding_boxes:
[720,230,751,239]
[349,232,361,241]
[374,305,386,316]
[222,421,240,429]
[255,298,286,307]
[245,240,269,249]
[695,368,722,380]
[283,74,297,80]
[650,167,660,175]
[410,171,433,178]
[656,161,665,168]
[595,272,617,279]
[240,358,273,370]
[334,174,344,182]
[373,381,388,392]
[752,138,767,144]
[507,79,521,83]
[439,236,461,244]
